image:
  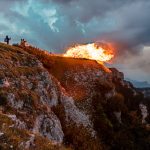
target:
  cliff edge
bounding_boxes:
[0,43,149,150]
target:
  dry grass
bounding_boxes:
[18,45,109,80]
[0,113,70,150]
[0,43,71,149]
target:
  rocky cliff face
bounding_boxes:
[0,43,150,150]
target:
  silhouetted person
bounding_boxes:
[4,35,11,45]
[20,38,29,47]
[20,39,26,47]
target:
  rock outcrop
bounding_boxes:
[0,43,150,150]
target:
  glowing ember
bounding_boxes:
[63,43,114,63]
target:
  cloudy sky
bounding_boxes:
[0,0,150,83]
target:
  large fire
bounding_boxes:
[63,43,114,64]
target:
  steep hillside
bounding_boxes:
[0,43,70,150]
[0,43,150,150]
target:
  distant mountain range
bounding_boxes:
[126,78,150,88]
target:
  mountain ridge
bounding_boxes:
[126,78,150,88]
[0,43,150,150]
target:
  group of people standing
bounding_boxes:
[20,39,29,47]
[3,35,29,47]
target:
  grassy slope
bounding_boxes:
[0,112,68,150]
[18,45,110,77]
[0,43,70,150]
[19,45,111,101]
[20,45,150,150]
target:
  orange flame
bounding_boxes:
[63,43,114,63]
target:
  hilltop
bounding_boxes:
[0,43,150,150]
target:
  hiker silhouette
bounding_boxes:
[4,35,11,45]
[20,39,27,47]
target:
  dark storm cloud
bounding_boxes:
[51,0,135,22]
